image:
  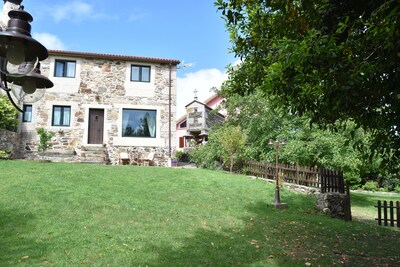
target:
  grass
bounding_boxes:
[0,160,399,266]
[351,190,400,224]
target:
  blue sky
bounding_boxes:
[18,0,236,116]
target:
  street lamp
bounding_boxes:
[0,0,53,112]
[268,139,288,209]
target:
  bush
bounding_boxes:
[0,149,11,159]
[37,128,55,153]
[394,185,400,194]
[362,181,378,191]
[188,145,222,170]
[0,95,18,131]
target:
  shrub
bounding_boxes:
[0,149,11,159]
[394,185,400,194]
[362,181,378,191]
[0,95,18,131]
[37,128,55,152]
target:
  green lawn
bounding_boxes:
[0,161,399,266]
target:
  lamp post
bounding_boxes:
[269,139,288,209]
[0,0,53,112]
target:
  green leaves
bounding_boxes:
[0,95,18,131]
[217,0,400,174]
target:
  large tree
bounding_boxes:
[216,0,400,171]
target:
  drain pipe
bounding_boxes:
[168,63,172,159]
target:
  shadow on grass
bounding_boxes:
[146,194,400,267]
[0,208,47,266]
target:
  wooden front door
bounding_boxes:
[88,109,104,144]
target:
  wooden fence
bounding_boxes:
[243,161,344,192]
[375,200,400,227]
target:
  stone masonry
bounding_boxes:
[17,51,179,165]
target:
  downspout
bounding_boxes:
[168,62,172,158]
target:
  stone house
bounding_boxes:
[176,94,225,151]
[17,50,180,165]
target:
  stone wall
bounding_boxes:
[316,193,352,221]
[250,176,352,221]
[0,129,19,158]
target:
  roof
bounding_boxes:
[48,50,180,65]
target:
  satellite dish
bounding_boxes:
[11,83,45,103]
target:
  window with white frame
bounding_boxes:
[131,65,150,82]
[122,109,156,138]
[54,60,76,78]
[52,106,71,126]
[22,104,32,122]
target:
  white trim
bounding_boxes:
[113,104,165,147]
[124,62,156,98]
[47,56,81,94]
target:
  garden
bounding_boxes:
[0,160,399,266]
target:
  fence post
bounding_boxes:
[390,201,394,227]
[397,201,400,228]
[377,200,382,225]
[344,180,352,221]
[296,163,300,185]
[384,201,388,226]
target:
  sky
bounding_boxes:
[16,0,236,117]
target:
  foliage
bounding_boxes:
[216,125,247,172]
[216,0,400,173]
[394,185,400,193]
[189,143,221,170]
[0,95,18,131]
[362,181,379,191]
[189,125,247,172]
[36,128,55,153]
[0,161,399,266]
[175,150,185,161]
[0,149,11,159]
[219,93,389,188]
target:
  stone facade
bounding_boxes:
[17,50,179,165]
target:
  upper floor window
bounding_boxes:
[122,109,156,138]
[179,120,187,129]
[52,106,71,127]
[131,65,150,82]
[22,105,32,122]
[54,60,76,78]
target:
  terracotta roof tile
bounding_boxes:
[48,50,180,65]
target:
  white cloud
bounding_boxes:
[177,68,228,117]
[33,32,66,50]
[50,1,117,22]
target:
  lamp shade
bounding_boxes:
[7,63,53,89]
[0,7,48,62]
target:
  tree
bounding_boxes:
[0,95,18,131]
[216,125,247,172]
[219,93,394,189]
[189,125,247,172]
[216,0,400,172]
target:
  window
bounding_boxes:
[131,65,150,82]
[22,105,32,122]
[52,106,71,126]
[54,60,76,78]
[122,109,156,138]
[179,120,187,129]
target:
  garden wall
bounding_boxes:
[0,129,20,158]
